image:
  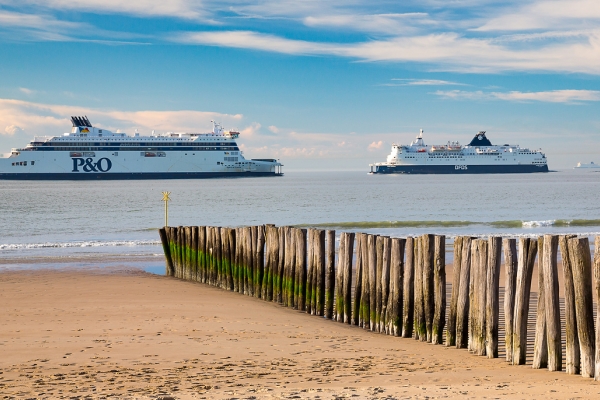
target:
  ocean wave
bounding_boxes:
[298,219,600,229]
[0,239,161,251]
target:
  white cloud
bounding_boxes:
[0,98,243,139]
[240,122,261,137]
[0,0,209,20]
[387,78,466,86]
[477,0,600,32]
[268,125,279,133]
[4,124,24,136]
[434,89,600,103]
[368,140,383,150]
[19,87,35,95]
[177,30,600,74]
[303,12,433,35]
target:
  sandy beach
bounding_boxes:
[1,267,599,399]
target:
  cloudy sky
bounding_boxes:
[1,0,599,169]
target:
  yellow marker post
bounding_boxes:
[161,191,171,226]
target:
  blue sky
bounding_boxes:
[1,0,599,169]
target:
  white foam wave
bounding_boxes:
[522,220,556,228]
[0,239,161,251]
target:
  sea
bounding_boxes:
[1,169,599,274]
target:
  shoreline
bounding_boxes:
[1,268,598,398]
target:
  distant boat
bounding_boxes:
[574,162,600,169]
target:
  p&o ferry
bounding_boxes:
[369,130,548,174]
[0,117,283,180]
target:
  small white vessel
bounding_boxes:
[574,162,600,169]
[0,117,283,180]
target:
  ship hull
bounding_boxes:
[0,171,282,180]
[371,164,549,174]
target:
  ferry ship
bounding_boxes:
[369,130,548,174]
[574,162,600,169]
[0,117,283,180]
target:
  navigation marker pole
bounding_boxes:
[162,191,171,226]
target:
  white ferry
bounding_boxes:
[0,117,283,180]
[574,162,600,169]
[369,130,548,174]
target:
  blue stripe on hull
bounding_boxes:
[0,172,283,180]
[372,164,548,174]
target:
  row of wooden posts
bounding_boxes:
[158,226,600,380]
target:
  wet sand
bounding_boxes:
[1,268,599,399]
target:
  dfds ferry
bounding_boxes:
[369,130,548,174]
[0,117,283,180]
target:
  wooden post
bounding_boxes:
[456,236,472,349]
[471,239,488,356]
[198,226,206,284]
[269,226,279,301]
[276,227,286,303]
[568,237,596,378]
[533,237,548,369]
[263,226,272,300]
[315,229,326,316]
[542,235,562,371]
[388,238,405,336]
[159,227,174,277]
[512,238,538,365]
[220,228,228,289]
[191,226,199,281]
[256,226,265,299]
[503,238,517,363]
[447,236,463,347]
[414,236,426,340]
[558,236,579,373]
[243,226,251,295]
[295,228,307,311]
[402,237,414,338]
[352,233,363,325]
[343,232,355,324]
[177,226,184,279]
[368,235,378,331]
[306,229,314,314]
[335,232,346,322]
[213,226,224,288]
[422,234,435,342]
[228,228,236,290]
[324,230,335,318]
[202,226,209,283]
[250,226,257,297]
[432,235,446,345]
[379,236,391,332]
[183,226,191,280]
[235,227,242,292]
[594,236,600,380]
[375,236,384,331]
[286,227,296,307]
[485,237,501,358]
[360,234,370,329]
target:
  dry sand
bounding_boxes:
[1,268,599,399]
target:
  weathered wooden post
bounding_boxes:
[471,239,488,356]
[198,226,206,284]
[286,227,296,307]
[414,236,426,340]
[228,228,236,290]
[447,236,463,347]
[379,236,391,332]
[314,229,326,316]
[335,232,346,322]
[190,226,199,281]
[220,228,229,289]
[422,234,435,342]
[167,227,177,277]
[343,232,355,324]
[375,236,384,331]
[369,234,378,331]
[215,227,223,287]
[432,235,446,345]
[295,228,307,311]
[594,236,600,380]
[360,233,371,329]
[387,237,405,336]
[533,237,548,369]
[485,236,501,358]
[503,238,517,362]
[183,226,191,280]
[402,237,414,338]
[568,237,596,378]
[159,227,174,276]
[276,226,286,304]
[262,226,272,300]
[306,229,315,314]
[236,227,243,292]
[325,230,336,319]
[205,227,212,284]
[352,233,363,325]
[177,226,184,279]
[455,236,472,349]
[542,235,561,371]
[512,238,538,365]
[256,225,265,299]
